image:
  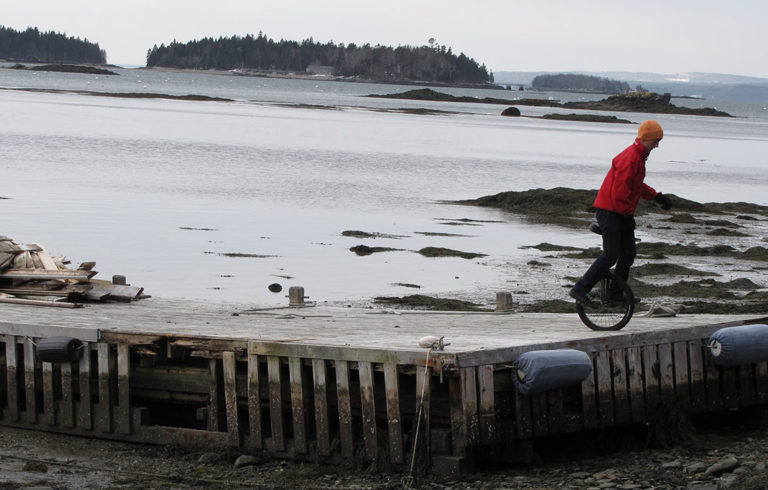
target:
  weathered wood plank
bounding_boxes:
[611,349,630,426]
[595,350,613,426]
[514,383,533,438]
[116,344,131,435]
[0,297,82,308]
[223,351,239,445]
[250,340,449,368]
[642,345,660,416]
[0,268,96,280]
[414,364,431,462]
[688,340,706,411]
[312,359,330,457]
[359,362,378,463]
[0,322,100,342]
[477,364,497,444]
[60,362,75,428]
[247,351,263,449]
[208,359,220,431]
[267,356,285,452]
[673,341,690,409]
[24,338,37,424]
[97,343,111,433]
[78,343,92,430]
[383,363,404,465]
[335,360,354,459]
[449,375,467,456]
[288,357,307,454]
[658,344,674,403]
[5,336,19,421]
[580,352,598,430]
[626,346,645,424]
[461,366,480,447]
[42,362,55,426]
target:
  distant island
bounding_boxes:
[0,26,106,64]
[369,88,733,117]
[531,73,631,94]
[10,64,117,75]
[145,33,493,85]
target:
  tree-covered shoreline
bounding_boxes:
[146,33,493,85]
[0,26,106,65]
[532,73,631,94]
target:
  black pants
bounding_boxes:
[574,209,636,292]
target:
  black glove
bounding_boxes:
[654,192,672,211]
[621,214,635,231]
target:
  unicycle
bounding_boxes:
[574,222,635,331]
[575,270,635,331]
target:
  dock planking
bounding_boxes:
[1,298,767,473]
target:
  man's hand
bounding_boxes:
[654,192,672,211]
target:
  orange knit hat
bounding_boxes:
[638,120,663,141]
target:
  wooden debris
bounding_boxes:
[0,237,148,306]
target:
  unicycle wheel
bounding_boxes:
[576,272,634,331]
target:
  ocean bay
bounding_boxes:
[1,68,767,306]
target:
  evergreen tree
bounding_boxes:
[146,34,491,84]
[0,25,106,64]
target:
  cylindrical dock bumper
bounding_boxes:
[708,324,768,366]
[36,336,84,363]
[514,348,592,395]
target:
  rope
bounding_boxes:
[402,347,432,490]
[640,301,683,318]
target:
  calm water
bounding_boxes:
[1,67,767,306]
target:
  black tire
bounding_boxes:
[576,272,634,331]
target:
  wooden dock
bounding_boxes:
[1,298,767,475]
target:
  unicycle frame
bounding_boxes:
[575,221,636,331]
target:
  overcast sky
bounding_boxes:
[5,1,767,78]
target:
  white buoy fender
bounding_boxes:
[36,336,84,363]
[708,324,768,366]
[514,349,592,395]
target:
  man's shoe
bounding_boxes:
[569,288,598,309]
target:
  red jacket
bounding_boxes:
[593,138,658,215]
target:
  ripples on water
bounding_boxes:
[0,67,767,305]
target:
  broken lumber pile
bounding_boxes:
[0,236,149,307]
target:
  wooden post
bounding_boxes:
[289,287,305,306]
[223,351,239,445]
[626,347,646,423]
[208,359,220,431]
[78,343,93,430]
[60,362,75,428]
[312,359,331,457]
[478,365,497,444]
[116,344,131,435]
[289,357,307,454]
[247,350,263,449]
[415,364,432,462]
[267,356,285,452]
[97,343,112,433]
[383,363,404,464]
[495,292,513,311]
[43,362,55,426]
[112,275,127,285]
[335,360,354,459]
[24,338,37,424]
[359,362,378,463]
[5,336,19,421]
